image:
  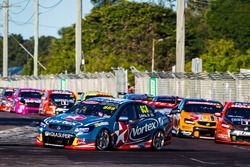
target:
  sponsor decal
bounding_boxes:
[186,101,222,107]
[241,119,249,125]
[231,104,250,109]
[48,119,83,126]
[52,91,71,94]
[231,130,250,136]
[94,122,109,127]
[65,115,86,121]
[44,131,74,138]
[25,99,41,103]
[54,99,75,103]
[129,118,158,141]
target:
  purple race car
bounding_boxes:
[11,88,42,114]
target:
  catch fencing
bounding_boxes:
[0,71,128,97]
[134,72,250,103]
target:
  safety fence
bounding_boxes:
[0,72,120,96]
[134,72,250,103]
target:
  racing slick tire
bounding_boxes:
[96,129,111,151]
[151,130,165,150]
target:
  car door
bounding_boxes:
[114,103,138,147]
[128,103,158,143]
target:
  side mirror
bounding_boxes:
[118,116,129,122]
[215,112,221,117]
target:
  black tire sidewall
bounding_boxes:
[95,129,111,151]
[152,130,165,150]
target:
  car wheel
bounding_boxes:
[96,129,111,151]
[152,130,165,150]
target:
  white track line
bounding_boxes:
[189,158,224,165]
[232,146,250,151]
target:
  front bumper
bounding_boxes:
[35,140,96,150]
[35,133,96,150]
[180,126,216,138]
[216,130,250,145]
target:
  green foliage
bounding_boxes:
[41,1,176,75]
[206,0,250,51]
[198,39,250,72]
[22,36,56,75]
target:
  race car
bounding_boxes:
[11,88,42,114]
[78,91,114,101]
[39,90,77,116]
[0,88,15,112]
[35,98,172,150]
[123,94,152,104]
[150,96,177,108]
[170,98,223,139]
[215,102,250,145]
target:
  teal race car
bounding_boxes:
[35,98,172,150]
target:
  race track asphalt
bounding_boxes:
[0,112,249,167]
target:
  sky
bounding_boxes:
[0,0,93,39]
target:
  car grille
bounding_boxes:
[232,136,250,143]
[198,121,216,127]
[48,124,72,131]
[55,102,74,109]
[234,125,250,132]
[28,110,38,114]
[26,102,40,108]
[43,132,75,146]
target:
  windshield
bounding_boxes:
[66,102,119,118]
[50,93,75,100]
[184,102,223,114]
[20,91,42,99]
[4,91,13,96]
[226,107,250,119]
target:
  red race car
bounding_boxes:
[123,94,152,105]
[149,96,182,109]
[0,88,15,112]
[39,90,77,116]
[215,102,250,145]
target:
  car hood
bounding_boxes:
[45,113,107,127]
[183,112,217,122]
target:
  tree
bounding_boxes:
[197,39,250,72]
[22,36,56,75]
[206,0,250,52]
[41,1,176,75]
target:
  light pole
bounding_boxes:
[152,38,163,72]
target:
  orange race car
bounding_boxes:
[215,102,250,145]
[170,98,223,139]
[39,90,77,116]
